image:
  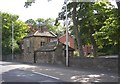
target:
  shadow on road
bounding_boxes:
[2,68,63,83]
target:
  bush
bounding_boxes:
[74,51,79,57]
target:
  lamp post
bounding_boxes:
[65,0,69,67]
[12,21,14,61]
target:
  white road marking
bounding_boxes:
[34,72,60,80]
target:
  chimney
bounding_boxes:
[64,30,66,34]
[28,25,35,34]
[43,26,47,32]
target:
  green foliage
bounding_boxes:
[1,12,29,55]
[74,51,79,57]
[84,2,119,55]
[93,6,119,55]
[58,1,119,56]
[25,19,37,28]
[24,0,35,8]
[25,18,65,36]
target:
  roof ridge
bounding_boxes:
[34,30,39,35]
[49,31,57,37]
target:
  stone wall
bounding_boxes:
[69,57,118,72]
[36,52,54,64]
[54,43,65,65]
[13,53,118,73]
[3,54,23,62]
[35,46,65,65]
[34,42,66,65]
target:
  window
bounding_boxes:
[26,39,30,47]
[26,39,31,53]
[41,42,45,46]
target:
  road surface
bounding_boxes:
[0,61,119,83]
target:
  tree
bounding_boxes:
[72,2,84,57]
[24,0,35,8]
[25,19,37,28]
[57,1,119,57]
[25,18,64,36]
[116,1,120,11]
[1,12,29,55]
[44,18,64,36]
[93,3,119,55]
[79,1,119,56]
[58,2,97,57]
[57,2,87,57]
[80,2,111,57]
[115,1,120,56]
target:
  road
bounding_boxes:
[0,61,119,83]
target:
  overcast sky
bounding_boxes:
[0,0,117,22]
[0,0,64,21]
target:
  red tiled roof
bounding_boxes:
[58,33,74,49]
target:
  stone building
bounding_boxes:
[33,32,75,65]
[22,32,75,64]
[34,41,75,65]
[22,24,75,64]
[22,27,57,63]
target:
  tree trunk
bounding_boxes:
[72,2,84,57]
[116,1,120,57]
[89,30,97,57]
[116,1,120,10]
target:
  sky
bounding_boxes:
[0,0,117,22]
[0,0,64,22]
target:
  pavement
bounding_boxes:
[1,61,119,83]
